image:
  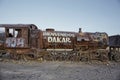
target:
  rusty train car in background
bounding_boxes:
[0,24,119,61]
[108,35,120,62]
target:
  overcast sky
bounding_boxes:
[0,0,120,36]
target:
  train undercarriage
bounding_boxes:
[0,48,110,62]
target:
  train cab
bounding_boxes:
[0,24,41,50]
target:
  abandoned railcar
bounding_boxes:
[0,24,109,61]
[0,24,43,59]
[109,35,120,61]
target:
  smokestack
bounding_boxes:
[79,28,82,33]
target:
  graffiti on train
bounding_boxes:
[5,38,25,47]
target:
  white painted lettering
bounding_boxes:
[57,37,61,42]
[47,37,71,43]
[48,37,52,42]
[52,37,56,42]
[43,32,75,37]
[62,38,66,43]
[66,37,71,43]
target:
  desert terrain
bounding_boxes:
[0,60,120,80]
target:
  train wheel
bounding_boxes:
[79,51,89,62]
[99,54,108,62]
[43,52,53,61]
[114,53,120,62]
[10,53,19,60]
[80,57,88,62]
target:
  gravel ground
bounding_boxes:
[0,60,120,80]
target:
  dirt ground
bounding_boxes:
[0,60,120,80]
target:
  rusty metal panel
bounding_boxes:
[76,32,108,49]
[22,28,28,47]
[4,25,30,48]
[109,35,120,47]
[0,33,5,49]
[0,24,38,29]
[89,32,108,43]
[76,33,90,41]
[42,30,76,49]
[30,30,40,48]
[30,30,40,38]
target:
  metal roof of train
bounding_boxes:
[0,24,38,29]
[109,35,120,47]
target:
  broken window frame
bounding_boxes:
[15,29,22,38]
[6,28,22,38]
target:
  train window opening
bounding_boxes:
[0,27,5,33]
[81,39,85,41]
[15,29,22,37]
[6,28,22,37]
[6,28,14,37]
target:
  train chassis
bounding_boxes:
[0,48,109,62]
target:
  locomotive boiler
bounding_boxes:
[0,24,109,61]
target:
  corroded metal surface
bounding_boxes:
[0,24,110,61]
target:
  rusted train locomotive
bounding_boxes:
[0,24,109,61]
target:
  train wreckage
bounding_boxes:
[0,24,120,62]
